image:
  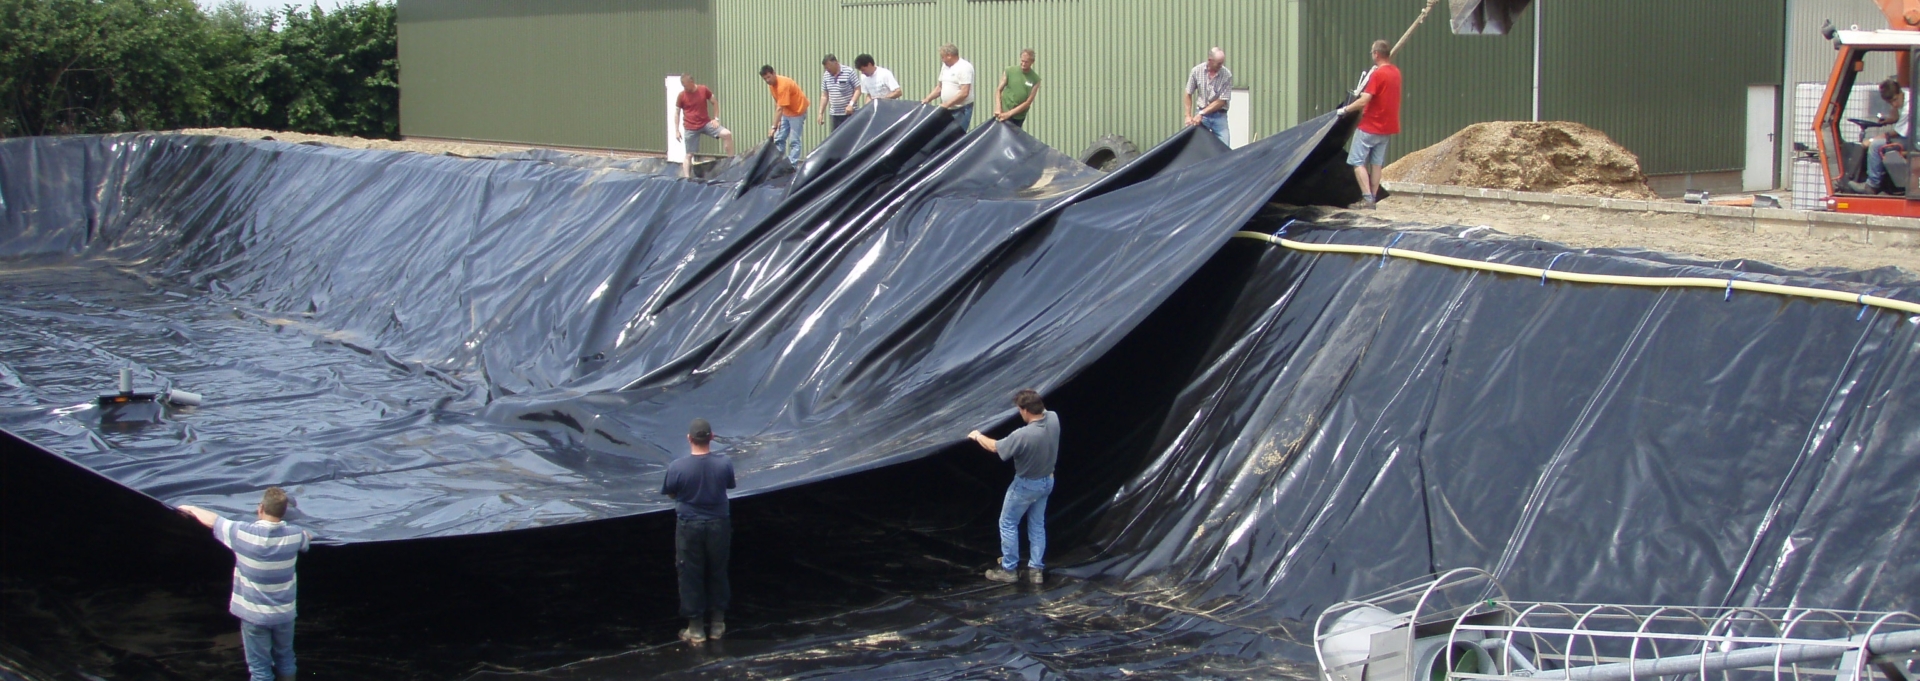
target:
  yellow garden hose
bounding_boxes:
[1231,231,1920,315]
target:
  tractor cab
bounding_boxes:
[1817,30,1920,215]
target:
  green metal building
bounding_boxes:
[399,0,1785,190]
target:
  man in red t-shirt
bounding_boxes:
[1338,40,1402,209]
[675,73,734,177]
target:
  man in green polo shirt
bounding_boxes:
[993,48,1041,129]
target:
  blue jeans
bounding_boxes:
[1868,135,1904,187]
[773,114,804,165]
[999,475,1052,571]
[1198,110,1229,146]
[241,620,295,681]
[950,103,974,133]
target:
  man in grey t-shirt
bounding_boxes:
[967,388,1058,585]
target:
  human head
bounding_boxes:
[940,43,959,66]
[1207,46,1226,69]
[1018,48,1035,71]
[688,417,713,449]
[822,54,840,73]
[1372,39,1392,61]
[759,64,776,85]
[260,486,289,519]
[680,73,695,90]
[1881,77,1902,103]
[1012,389,1045,417]
[855,53,876,74]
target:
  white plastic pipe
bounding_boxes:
[118,368,132,394]
[166,389,203,407]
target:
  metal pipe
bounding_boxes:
[1527,628,1920,681]
[1531,0,1542,121]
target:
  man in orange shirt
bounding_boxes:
[761,65,809,165]
[1338,40,1401,209]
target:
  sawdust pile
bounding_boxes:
[1383,121,1657,198]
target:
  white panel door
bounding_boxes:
[1229,88,1251,149]
[1745,85,1777,191]
[666,76,686,164]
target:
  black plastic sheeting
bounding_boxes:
[0,100,1356,543]
[6,101,1920,679]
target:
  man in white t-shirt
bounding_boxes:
[853,54,901,109]
[920,43,975,132]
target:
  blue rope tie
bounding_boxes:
[1725,278,1735,302]
[1379,232,1405,269]
[1541,253,1569,286]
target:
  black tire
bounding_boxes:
[1079,134,1139,172]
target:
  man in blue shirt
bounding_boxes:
[178,487,313,681]
[968,389,1059,586]
[661,417,736,644]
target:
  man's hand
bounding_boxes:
[816,113,825,126]
[1185,115,1199,126]
[177,505,217,528]
[768,124,777,138]
[674,129,682,141]
[844,104,855,115]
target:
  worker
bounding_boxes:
[968,389,1059,586]
[853,54,901,108]
[1861,77,1909,195]
[921,44,975,132]
[674,73,733,177]
[993,48,1042,129]
[817,54,860,134]
[1339,39,1402,210]
[177,488,314,681]
[661,418,736,645]
[761,65,809,165]
[1183,47,1234,145]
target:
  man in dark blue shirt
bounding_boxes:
[661,417,736,644]
[968,389,1059,586]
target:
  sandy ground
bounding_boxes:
[1362,195,1920,274]
[167,128,1917,275]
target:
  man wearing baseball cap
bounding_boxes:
[661,417,736,644]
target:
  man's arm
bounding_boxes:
[1340,92,1373,117]
[1008,82,1039,118]
[1183,92,1196,125]
[817,87,830,124]
[967,430,998,453]
[177,505,218,528]
[709,95,721,124]
[944,83,971,109]
[923,83,941,105]
[673,106,683,141]
[994,72,1009,117]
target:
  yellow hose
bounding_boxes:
[1231,231,1920,315]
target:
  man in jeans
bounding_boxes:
[1338,40,1402,209]
[921,44,975,132]
[817,54,860,134]
[662,417,736,644]
[1183,47,1233,145]
[761,65,809,165]
[178,488,313,681]
[968,389,1059,586]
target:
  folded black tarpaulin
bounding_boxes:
[0,100,1356,543]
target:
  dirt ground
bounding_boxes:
[1361,195,1920,274]
[1384,121,1658,199]
[167,128,1918,275]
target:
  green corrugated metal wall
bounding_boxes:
[1542,1,1784,175]
[398,0,717,151]
[1300,0,1785,176]
[711,0,1300,158]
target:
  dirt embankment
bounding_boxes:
[173,127,657,159]
[1384,121,1657,199]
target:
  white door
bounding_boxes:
[1229,88,1251,149]
[666,75,686,164]
[1745,85,1777,191]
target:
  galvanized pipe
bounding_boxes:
[1527,628,1920,681]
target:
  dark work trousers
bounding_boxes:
[1004,118,1024,129]
[829,114,850,134]
[675,517,731,619]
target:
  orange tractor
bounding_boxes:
[1815,0,1920,215]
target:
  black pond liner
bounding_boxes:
[6,101,1920,679]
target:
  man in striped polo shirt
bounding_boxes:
[180,487,313,681]
[817,54,859,134]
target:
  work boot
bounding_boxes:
[984,567,1018,583]
[1025,568,1045,585]
[679,618,707,644]
[1364,193,1378,210]
[708,612,726,640]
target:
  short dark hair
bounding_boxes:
[1881,77,1903,103]
[261,487,289,518]
[759,65,775,77]
[822,54,838,65]
[1013,389,1045,415]
[688,418,713,446]
[854,54,875,68]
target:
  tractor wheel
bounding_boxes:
[1079,134,1139,172]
